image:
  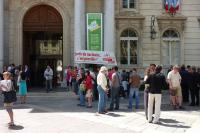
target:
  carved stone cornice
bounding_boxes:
[115,14,145,30]
[156,14,187,31]
[115,14,145,20]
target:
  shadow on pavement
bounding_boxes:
[9,125,24,130]
[158,118,190,128]
[106,112,124,117]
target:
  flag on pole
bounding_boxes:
[165,0,180,14]
[175,0,180,10]
[165,0,168,11]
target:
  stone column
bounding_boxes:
[74,0,85,53]
[0,0,3,72]
[104,0,115,52]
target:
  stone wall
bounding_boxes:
[3,0,200,68]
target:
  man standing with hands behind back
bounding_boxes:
[44,65,53,93]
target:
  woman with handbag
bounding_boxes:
[0,72,16,127]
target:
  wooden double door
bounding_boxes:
[23,5,63,87]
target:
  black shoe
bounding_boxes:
[178,106,185,110]
[97,112,106,114]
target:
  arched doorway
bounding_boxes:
[161,29,180,66]
[23,5,63,87]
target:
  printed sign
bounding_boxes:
[87,13,103,51]
[75,50,117,66]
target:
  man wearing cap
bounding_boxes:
[97,66,108,114]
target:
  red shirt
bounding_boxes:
[85,75,93,90]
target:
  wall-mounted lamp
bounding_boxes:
[150,15,156,40]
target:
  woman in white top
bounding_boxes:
[0,72,15,126]
[97,66,108,114]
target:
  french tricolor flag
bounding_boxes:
[165,0,169,11]
[175,0,180,10]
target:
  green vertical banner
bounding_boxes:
[87,13,103,51]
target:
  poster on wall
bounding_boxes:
[75,50,117,66]
[87,13,103,51]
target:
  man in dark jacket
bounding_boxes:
[146,65,167,124]
[190,67,199,106]
[179,65,189,103]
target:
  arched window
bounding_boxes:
[162,29,180,66]
[120,28,138,65]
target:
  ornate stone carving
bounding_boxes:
[157,14,187,32]
[116,14,145,31]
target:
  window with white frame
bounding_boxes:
[162,29,180,66]
[122,0,135,9]
[120,28,138,65]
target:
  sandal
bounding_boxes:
[8,122,15,127]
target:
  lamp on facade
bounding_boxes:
[150,15,156,40]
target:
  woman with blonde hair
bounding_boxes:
[0,72,16,126]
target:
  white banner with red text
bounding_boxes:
[74,50,117,66]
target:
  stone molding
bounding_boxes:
[157,15,187,32]
[115,14,145,31]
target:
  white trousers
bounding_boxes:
[148,93,162,123]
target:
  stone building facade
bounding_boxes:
[1,0,200,74]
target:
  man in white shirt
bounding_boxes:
[167,65,183,109]
[44,66,53,93]
[97,66,108,114]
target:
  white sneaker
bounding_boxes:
[152,121,159,124]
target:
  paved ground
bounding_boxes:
[0,89,200,133]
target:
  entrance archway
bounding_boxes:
[23,5,63,87]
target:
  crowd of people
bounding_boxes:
[65,64,200,124]
[0,63,200,126]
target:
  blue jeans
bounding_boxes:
[129,88,139,109]
[79,89,85,106]
[97,85,107,113]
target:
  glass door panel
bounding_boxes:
[130,40,137,64]
[171,41,180,65]
[120,40,128,64]
[162,41,170,65]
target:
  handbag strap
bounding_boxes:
[11,81,16,91]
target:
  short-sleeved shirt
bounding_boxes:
[111,72,120,88]
[129,73,141,88]
[167,71,181,88]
